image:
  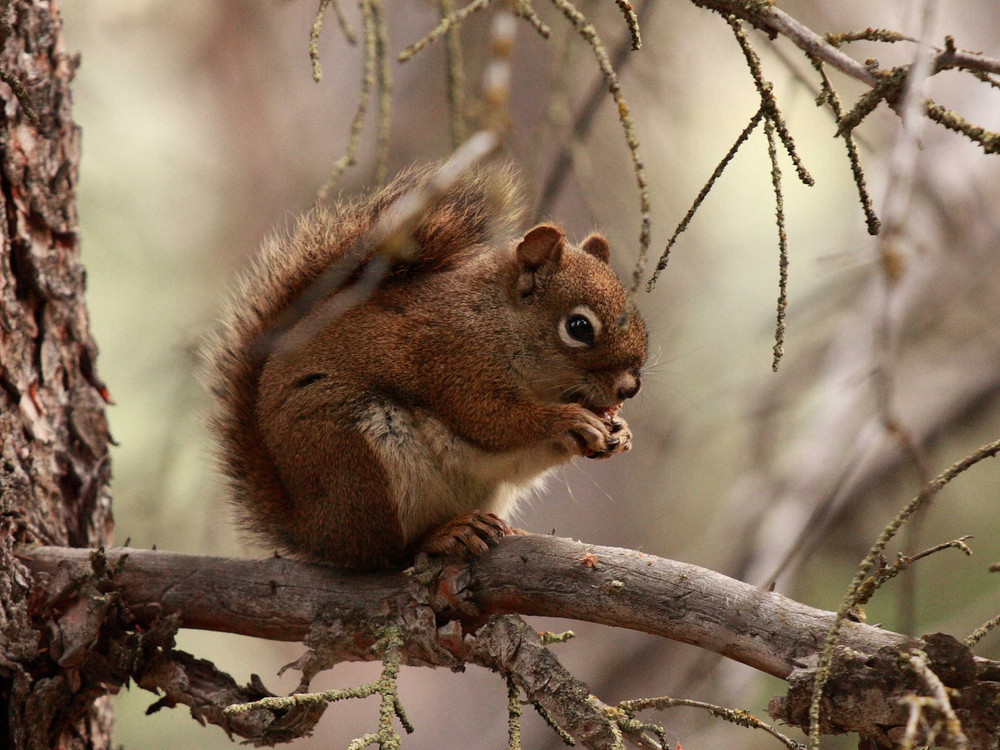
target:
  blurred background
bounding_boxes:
[61,1,1000,748]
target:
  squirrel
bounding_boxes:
[206,164,648,570]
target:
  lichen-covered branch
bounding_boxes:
[464,615,667,749]
[618,696,802,749]
[224,626,413,749]
[763,117,789,371]
[808,55,880,235]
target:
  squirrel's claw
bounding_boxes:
[566,407,633,459]
[584,416,632,459]
[419,511,514,560]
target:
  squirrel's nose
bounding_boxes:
[616,372,641,401]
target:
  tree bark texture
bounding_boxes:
[0,2,114,748]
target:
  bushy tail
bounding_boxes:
[203,163,524,554]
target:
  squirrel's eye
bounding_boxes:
[566,315,594,344]
[559,306,601,348]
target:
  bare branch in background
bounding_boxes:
[723,167,1000,596]
[535,0,654,223]
[260,0,524,361]
[866,0,940,637]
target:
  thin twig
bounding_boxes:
[825,28,914,47]
[646,107,765,289]
[309,0,358,83]
[224,627,413,748]
[506,678,523,750]
[309,0,359,83]
[515,0,552,39]
[964,614,1000,649]
[371,0,392,185]
[441,0,469,147]
[899,695,929,750]
[318,0,377,201]
[808,56,879,235]
[331,0,358,44]
[398,0,492,62]
[853,537,972,606]
[620,696,804,749]
[758,8,879,87]
[309,0,333,82]
[764,117,789,372]
[604,707,667,750]
[924,100,1000,154]
[538,630,575,645]
[728,15,813,187]
[548,0,650,297]
[614,0,641,50]
[832,68,907,138]
[969,68,1000,92]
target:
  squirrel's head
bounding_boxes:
[511,224,648,415]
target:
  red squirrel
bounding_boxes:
[206,165,647,570]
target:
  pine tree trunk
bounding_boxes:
[0,1,114,747]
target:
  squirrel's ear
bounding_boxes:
[580,233,611,264]
[516,224,565,271]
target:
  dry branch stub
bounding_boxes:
[772,634,998,749]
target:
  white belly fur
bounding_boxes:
[356,400,571,544]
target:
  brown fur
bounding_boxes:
[205,165,647,570]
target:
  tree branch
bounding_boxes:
[17,536,1000,747]
[756,7,877,86]
[18,536,908,677]
[696,3,1000,87]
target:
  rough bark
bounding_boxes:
[0,1,114,748]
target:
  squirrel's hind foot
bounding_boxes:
[419,511,516,559]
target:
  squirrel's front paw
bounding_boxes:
[419,511,514,559]
[559,406,631,459]
[596,415,632,458]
